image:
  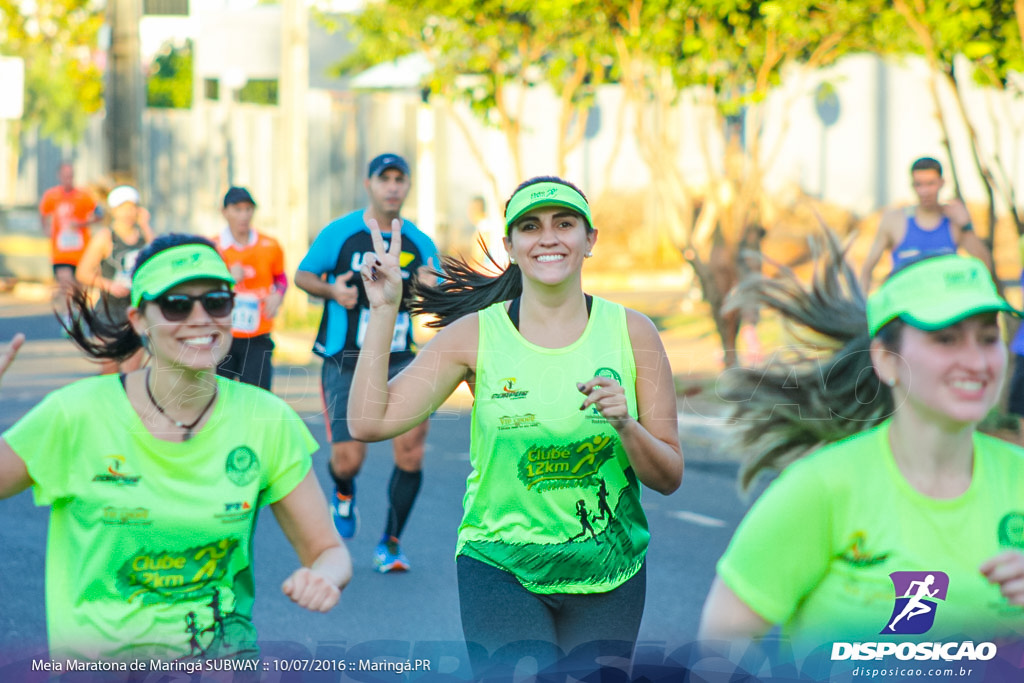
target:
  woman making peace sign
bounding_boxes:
[347,176,683,676]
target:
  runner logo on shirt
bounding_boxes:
[517,434,614,491]
[881,571,949,635]
[117,537,241,603]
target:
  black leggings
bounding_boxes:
[456,555,646,680]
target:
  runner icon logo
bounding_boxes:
[882,571,949,635]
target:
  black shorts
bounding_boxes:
[217,334,276,391]
[1008,354,1024,417]
[456,555,646,678]
[321,355,413,443]
[52,263,76,277]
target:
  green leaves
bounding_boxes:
[146,41,193,109]
[0,0,103,144]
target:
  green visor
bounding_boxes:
[505,181,592,232]
[866,254,1019,337]
[131,244,234,307]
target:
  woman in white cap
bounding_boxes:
[347,176,683,677]
[76,185,153,373]
[0,233,351,663]
[698,239,1024,663]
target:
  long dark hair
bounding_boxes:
[721,230,900,490]
[63,233,218,360]
[410,176,592,328]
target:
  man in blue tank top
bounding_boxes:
[860,157,993,292]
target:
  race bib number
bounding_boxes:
[232,294,261,333]
[114,249,141,288]
[57,228,84,251]
[356,308,410,352]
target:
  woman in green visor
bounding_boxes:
[347,176,683,676]
[698,239,1024,662]
[0,233,351,663]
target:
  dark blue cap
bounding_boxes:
[367,154,410,178]
[223,186,256,207]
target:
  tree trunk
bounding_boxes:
[945,63,997,242]
[682,236,741,367]
[443,102,503,215]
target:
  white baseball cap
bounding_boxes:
[107,185,140,209]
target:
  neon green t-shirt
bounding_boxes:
[457,297,650,594]
[717,420,1024,654]
[3,375,317,661]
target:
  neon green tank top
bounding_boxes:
[457,296,650,594]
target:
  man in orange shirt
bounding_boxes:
[214,187,287,390]
[38,162,98,320]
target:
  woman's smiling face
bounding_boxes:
[881,313,1006,427]
[131,279,234,371]
[504,206,596,286]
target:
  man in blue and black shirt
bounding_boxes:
[296,153,440,573]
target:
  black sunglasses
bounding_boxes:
[150,291,235,321]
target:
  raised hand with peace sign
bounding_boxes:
[360,218,405,310]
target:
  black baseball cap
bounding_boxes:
[224,186,256,207]
[367,154,410,178]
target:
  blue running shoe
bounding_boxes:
[373,536,410,573]
[330,490,358,539]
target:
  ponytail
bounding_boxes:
[721,230,896,490]
[63,286,144,361]
[410,241,522,328]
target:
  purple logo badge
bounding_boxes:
[881,571,949,635]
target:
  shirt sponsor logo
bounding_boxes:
[498,414,539,430]
[586,367,622,424]
[225,447,259,486]
[491,377,529,400]
[837,530,890,567]
[216,501,253,523]
[998,512,1024,549]
[92,455,141,486]
[102,506,151,526]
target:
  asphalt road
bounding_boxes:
[0,292,750,681]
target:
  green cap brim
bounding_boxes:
[131,244,234,307]
[505,181,591,232]
[866,254,1020,336]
